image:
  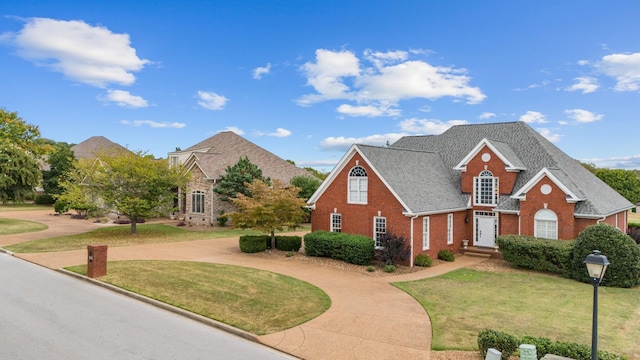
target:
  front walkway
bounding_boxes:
[0,210,488,360]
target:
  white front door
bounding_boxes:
[474,212,497,247]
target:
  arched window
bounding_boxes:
[348,166,368,204]
[535,209,558,239]
[192,191,205,213]
[474,170,499,206]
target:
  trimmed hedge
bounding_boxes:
[478,329,627,360]
[304,231,375,265]
[567,223,640,288]
[414,254,433,267]
[34,194,55,205]
[496,235,573,275]
[239,235,302,253]
[239,235,268,253]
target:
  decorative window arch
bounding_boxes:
[474,170,499,206]
[535,209,558,239]
[348,166,368,204]
[191,190,205,213]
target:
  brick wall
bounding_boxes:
[460,145,518,196]
[519,176,576,240]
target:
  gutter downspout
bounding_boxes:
[409,214,418,267]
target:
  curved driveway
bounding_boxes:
[1,210,487,360]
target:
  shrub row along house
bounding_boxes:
[168,131,313,226]
[307,121,633,266]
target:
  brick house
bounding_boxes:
[168,131,314,226]
[307,121,633,266]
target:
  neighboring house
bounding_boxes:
[307,121,633,266]
[71,136,131,160]
[168,131,314,226]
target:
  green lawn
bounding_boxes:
[66,260,330,335]
[393,268,639,357]
[0,218,48,235]
[4,223,309,253]
[0,204,52,212]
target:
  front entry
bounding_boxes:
[474,211,497,247]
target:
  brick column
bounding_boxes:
[87,245,108,278]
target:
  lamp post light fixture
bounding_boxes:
[584,250,610,360]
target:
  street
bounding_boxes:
[0,253,293,360]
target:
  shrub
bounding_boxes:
[304,231,375,265]
[366,265,375,272]
[34,194,55,205]
[376,232,411,265]
[275,236,302,252]
[53,200,68,214]
[239,235,268,253]
[627,226,640,244]
[437,249,455,262]
[477,329,518,360]
[496,235,573,275]
[216,211,228,227]
[567,223,640,288]
[286,251,294,257]
[520,335,554,358]
[383,264,396,273]
[414,254,433,267]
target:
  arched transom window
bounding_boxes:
[535,209,558,239]
[474,170,499,206]
[348,166,368,204]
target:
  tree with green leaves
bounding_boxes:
[42,142,75,195]
[0,108,49,156]
[290,175,321,200]
[595,168,640,204]
[303,167,329,181]
[229,179,306,247]
[0,139,41,204]
[56,158,100,216]
[214,156,270,202]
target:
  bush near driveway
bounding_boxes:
[496,235,573,275]
[304,231,374,265]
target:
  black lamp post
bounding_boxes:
[584,250,610,360]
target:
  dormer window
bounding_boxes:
[474,170,498,206]
[348,166,368,204]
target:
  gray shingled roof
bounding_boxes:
[385,121,632,217]
[183,131,313,182]
[71,136,130,160]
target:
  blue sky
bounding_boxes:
[1,1,639,172]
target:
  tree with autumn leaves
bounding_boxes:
[229,179,307,248]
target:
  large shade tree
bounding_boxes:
[595,168,640,204]
[65,150,189,234]
[42,142,75,195]
[0,109,46,203]
[230,179,307,247]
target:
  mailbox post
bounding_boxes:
[87,244,108,278]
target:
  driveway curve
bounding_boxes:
[1,209,487,360]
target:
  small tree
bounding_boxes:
[91,151,189,234]
[214,157,270,202]
[229,179,306,248]
[56,159,99,217]
[377,232,411,265]
[42,142,75,195]
[290,175,321,200]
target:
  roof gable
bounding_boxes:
[453,138,526,171]
[511,167,584,202]
[71,136,130,159]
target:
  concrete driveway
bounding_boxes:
[1,209,487,360]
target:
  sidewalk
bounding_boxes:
[1,210,488,360]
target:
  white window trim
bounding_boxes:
[473,170,499,206]
[373,216,386,249]
[191,191,205,214]
[330,213,342,232]
[534,209,558,239]
[422,216,430,250]
[348,166,368,204]
[447,213,454,245]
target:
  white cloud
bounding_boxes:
[479,112,496,120]
[219,126,244,135]
[297,48,485,113]
[6,17,149,87]
[253,63,271,79]
[102,90,148,108]
[577,60,589,66]
[319,133,406,151]
[256,128,292,137]
[398,118,467,134]
[564,109,603,123]
[296,159,339,168]
[336,104,401,117]
[120,120,185,128]
[582,154,640,169]
[537,128,561,143]
[597,52,640,91]
[197,91,228,110]
[519,111,547,124]
[566,77,599,94]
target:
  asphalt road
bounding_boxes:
[0,253,293,360]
